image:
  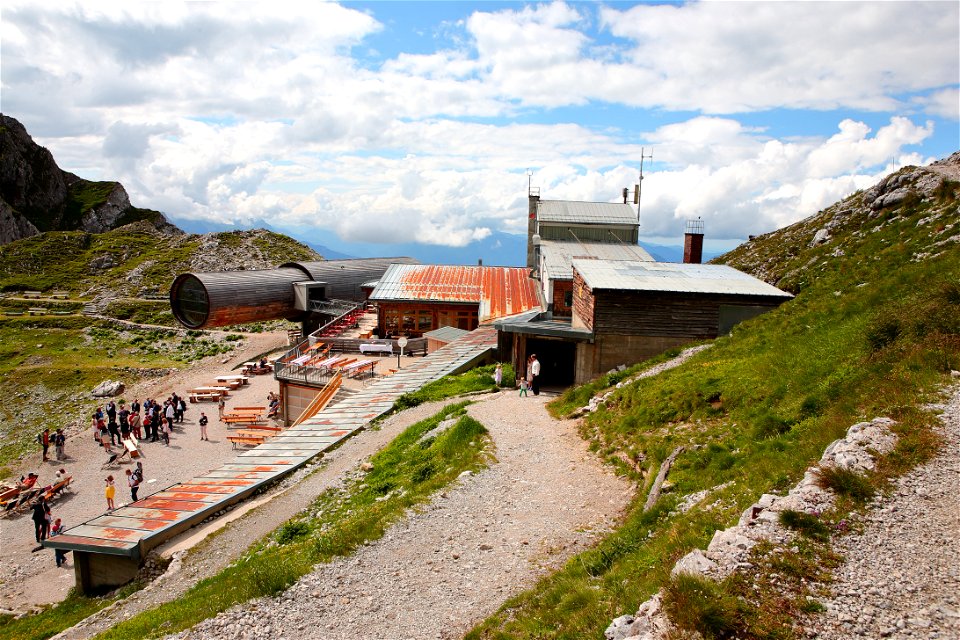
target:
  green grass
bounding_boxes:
[0,584,142,640]
[389,362,515,412]
[466,169,959,639]
[92,401,492,640]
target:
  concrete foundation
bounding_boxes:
[74,550,141,594]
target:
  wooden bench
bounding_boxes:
[236,423,282,432]
[49,291,69,299]
[189,393,221,403]
[227,435,266,448]
[3,310,24,316]
[233,406,266,411]
[22,291,41,299]
[223,416,266,426]
[27,307,48,315]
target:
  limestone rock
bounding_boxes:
[92,380,125,397]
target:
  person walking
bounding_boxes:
[104,475,115,510]
[198,412,209,441]
[529,354,541,396]
[31,496,51,543]
[164,401,175,433]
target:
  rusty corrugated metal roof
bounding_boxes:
[369,264,542,321]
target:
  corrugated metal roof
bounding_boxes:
[538,200,639,225]
[369,264,542,321]
[423,326,470,342]
[572,259,794,298]
[539,240,653,279]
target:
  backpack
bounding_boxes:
[36,432,43,444]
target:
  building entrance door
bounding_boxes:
[526,338,576,388]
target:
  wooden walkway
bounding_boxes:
[45,327,497,591]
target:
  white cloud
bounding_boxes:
[3,1,955,253]
[598,1,959,114]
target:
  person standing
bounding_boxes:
[218,394,226,420]
[494,363,503,387]
[54,429,66,461]
[126,468,141,502]
[529,354,541,396]
[39,428,50,461]
[31,496,51,543]
[518,377,528,397]
[50,518,68,567]
[164,401,175,433]
[198,412,209,441]
[104,475,115,510]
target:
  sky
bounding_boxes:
[2,0,958,255]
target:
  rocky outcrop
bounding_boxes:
[605,416,899,640]
[0,114,182,243]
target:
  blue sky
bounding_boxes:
[2,1,957,255]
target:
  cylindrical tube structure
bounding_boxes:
[170,266,311,329]
[280,258,418,301]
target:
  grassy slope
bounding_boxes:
[467,168,959,639]
[0,228,319,477]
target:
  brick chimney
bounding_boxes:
[683,218,704,264]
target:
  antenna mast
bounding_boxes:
[637,147,653,224]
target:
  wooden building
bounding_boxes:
[496,259,793,386]
[368,264,541,337]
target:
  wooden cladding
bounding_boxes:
[378,302,478,337]
[593,290,785,338]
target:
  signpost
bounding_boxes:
[397,336,407,369]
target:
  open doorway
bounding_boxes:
[526,338,576,389]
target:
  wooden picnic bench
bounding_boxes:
[27,307,48,315]
[233,406,266,411]
[22,291,41,299]
[239,424,282,433]
[227,435,266,448]
[189,393,221,403]
[49,291,69,299]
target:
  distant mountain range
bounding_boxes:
[172,217,720,265]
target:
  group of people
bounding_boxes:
[518,354,541,396]
[91,394,189,450]
[37,428,67,462]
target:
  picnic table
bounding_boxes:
[207,379,241,390]
[360,342,393,354]
[189,393,220,403]
[215,374,250,385]
[191,386,230,396]
[344,359,377,379]
[227,434,266,448]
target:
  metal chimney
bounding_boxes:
[683,218,704,264]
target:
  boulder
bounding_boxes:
[92,380,124,397]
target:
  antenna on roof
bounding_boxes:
[635,147,653,225]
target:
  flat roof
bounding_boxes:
[539,240,653,279]
[572,259,794,298]
[369,264,542,322]
[538,200,639,226]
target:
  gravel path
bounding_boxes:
[803,383,960,639]
[168,391,633,640]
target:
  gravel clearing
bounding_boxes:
[0,331,288,615]
[802,383,960,640]
[166,391,633,640]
